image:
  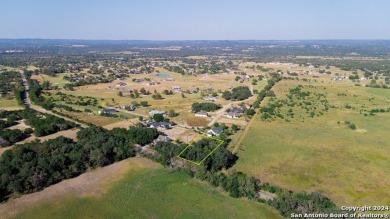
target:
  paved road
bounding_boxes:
[19,71,88,128]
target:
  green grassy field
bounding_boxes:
[0,98,23,110]
[12,162,280,219]
[234,80,390,207]
[31,73,69,88]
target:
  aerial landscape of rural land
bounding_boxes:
[0,0,389,218]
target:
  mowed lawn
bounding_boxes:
[12,162,281,219]
[234,81,390,207]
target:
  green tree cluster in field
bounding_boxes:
[222,86,252,101]
[0,71,22,96]
[154,138,235,171]
[191,102,221,112]
[24,111,76,137]
[0,128,27,147]
[0,71,25,106]
[182,138,234,170]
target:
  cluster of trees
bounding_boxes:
[191,102,221,112]
[245,108,256,116]
[162,89,174,95]
[154,138,236,172]
[13,86,25,106]
[0,111,25,146]
[222,86,252,101]
[344,121,357,130]
[152,93,163,100]
[0,115,17,130]
[127,100,148,108]
[0,71,22,96]
[0,71,25,106]
[180,138,235,170]
[113,126,159,145]
[168,109,179,117]
[368,107,390,115]
[0,129,28,147]
[0,125,159,202]
[23,110,76,137]
[194,170,261,198]
[270,192,341,217]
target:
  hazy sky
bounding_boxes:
[1,0,389,40]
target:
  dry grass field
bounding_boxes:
[56,110,126,126]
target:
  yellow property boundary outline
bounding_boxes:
[176,134,224,165]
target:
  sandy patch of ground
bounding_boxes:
[0,106,24,111]
[102,119,138,130]
[355,129,368,133]
[217,118,248,126]
[0,157,160,218]
[178,129,199,143]
[162,126,187,140]
[162,126,198,143]
[177,113,210,127]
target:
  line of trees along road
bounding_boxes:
[24,70,55,110]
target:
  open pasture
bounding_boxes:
[234,80,390,206]
[8,158,280,219]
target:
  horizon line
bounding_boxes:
[1,38,390,42]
